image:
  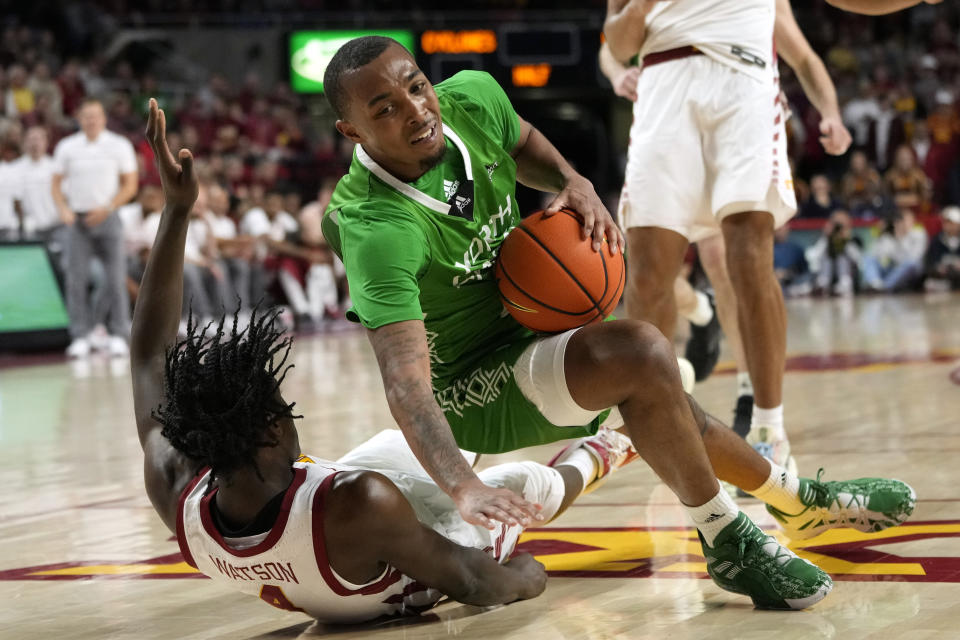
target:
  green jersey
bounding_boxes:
[323,71,599,452]
[324,71,532,387]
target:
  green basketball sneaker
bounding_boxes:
[701,512,833,610]
[766,470,917,541]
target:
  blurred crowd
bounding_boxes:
[0,23,353,357]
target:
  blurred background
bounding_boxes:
[0,0,958,351]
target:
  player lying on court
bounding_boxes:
[321,36,917,610]
[132,99,592,622]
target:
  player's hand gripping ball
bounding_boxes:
[495,208,625,333]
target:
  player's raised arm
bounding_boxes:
[775,0,852,156]
[367,320,543,530]
[130,98,200,531]
[325,470,547,606]
[826,0,939,14]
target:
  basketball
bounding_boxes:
[495,208,625,333]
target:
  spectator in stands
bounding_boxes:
[0,138,21,240]
[862,209,928,292]
[923,205,960,291]
[28,62,62,118]
[799,174,842,218]
[924,89,960,202]
[5,64,35,116]
[774,224,812,297]
[52,97,138,358]
[843,81,880,148]
[205,183,253,312]
[809,209,863,296]
[841,150,884,217]
[116,183,162,305]
[884,144,932,212]
[867,93,905,171]
[14,126,64,272]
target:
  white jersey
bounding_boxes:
[177,430,565,624]
[641,0,775,83]
[178,457,445,623]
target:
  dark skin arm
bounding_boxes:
[367,320,543,530]
[511,117,624,255]
[325,470,547,606]
[130,98,201,532]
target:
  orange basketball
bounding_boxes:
[495,208,625,333]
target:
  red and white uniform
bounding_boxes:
[619,0,796,242]
[177,430,565,623]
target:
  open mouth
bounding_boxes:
[411,123,437,145]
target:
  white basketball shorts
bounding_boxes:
[618,55,797,242]
[337,429,566,561]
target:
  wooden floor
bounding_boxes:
[2,293,959,640]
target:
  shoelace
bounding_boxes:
[738,525,797,568]
[803,469,870,529]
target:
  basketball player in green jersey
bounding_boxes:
[322,36,915,610]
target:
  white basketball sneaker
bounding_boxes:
[548,428,639,494]
[747,425,797,475]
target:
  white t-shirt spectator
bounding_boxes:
[0,161,23,232]
[241,207,298,242]
[871,227,929,266]
[52,130,137,212]
[185,217,211,264]
[204,211,238,240]
[116,202,148,255]
[12,154,58,232]
[140,212,210,265]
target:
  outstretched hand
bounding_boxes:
[145,98,199,213]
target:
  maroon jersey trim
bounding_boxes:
[197,466,308,558]
[176,467,211,569]
[311,472,403,596]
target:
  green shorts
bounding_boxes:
[435,335,605,454]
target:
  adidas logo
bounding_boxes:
[703,512,726,523]
[454,195,472,213]
[485,161,499,181]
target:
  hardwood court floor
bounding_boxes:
[1,293,959,640]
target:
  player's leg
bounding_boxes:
[562,320,831,609]
[721,211,789,447]
[697,233,753,437]
[624,227,689,341]
[705,61,795,469]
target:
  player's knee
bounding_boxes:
[603,320,676,380]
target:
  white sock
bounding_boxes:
[685,290,714,327]
[685,487,740,547]
[751,404,784,438]
[746,461,802,514]
[737,372,754,397]
[557,447,599,491]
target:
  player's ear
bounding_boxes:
[336,119,363,144]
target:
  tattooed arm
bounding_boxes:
[367,320,543,529]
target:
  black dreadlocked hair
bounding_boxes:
[152,306,302,478]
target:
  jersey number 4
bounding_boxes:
[259,585,304,613]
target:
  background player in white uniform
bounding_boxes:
[602,0,852,447]
[131,99,587,623]
[605,0,851,468]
